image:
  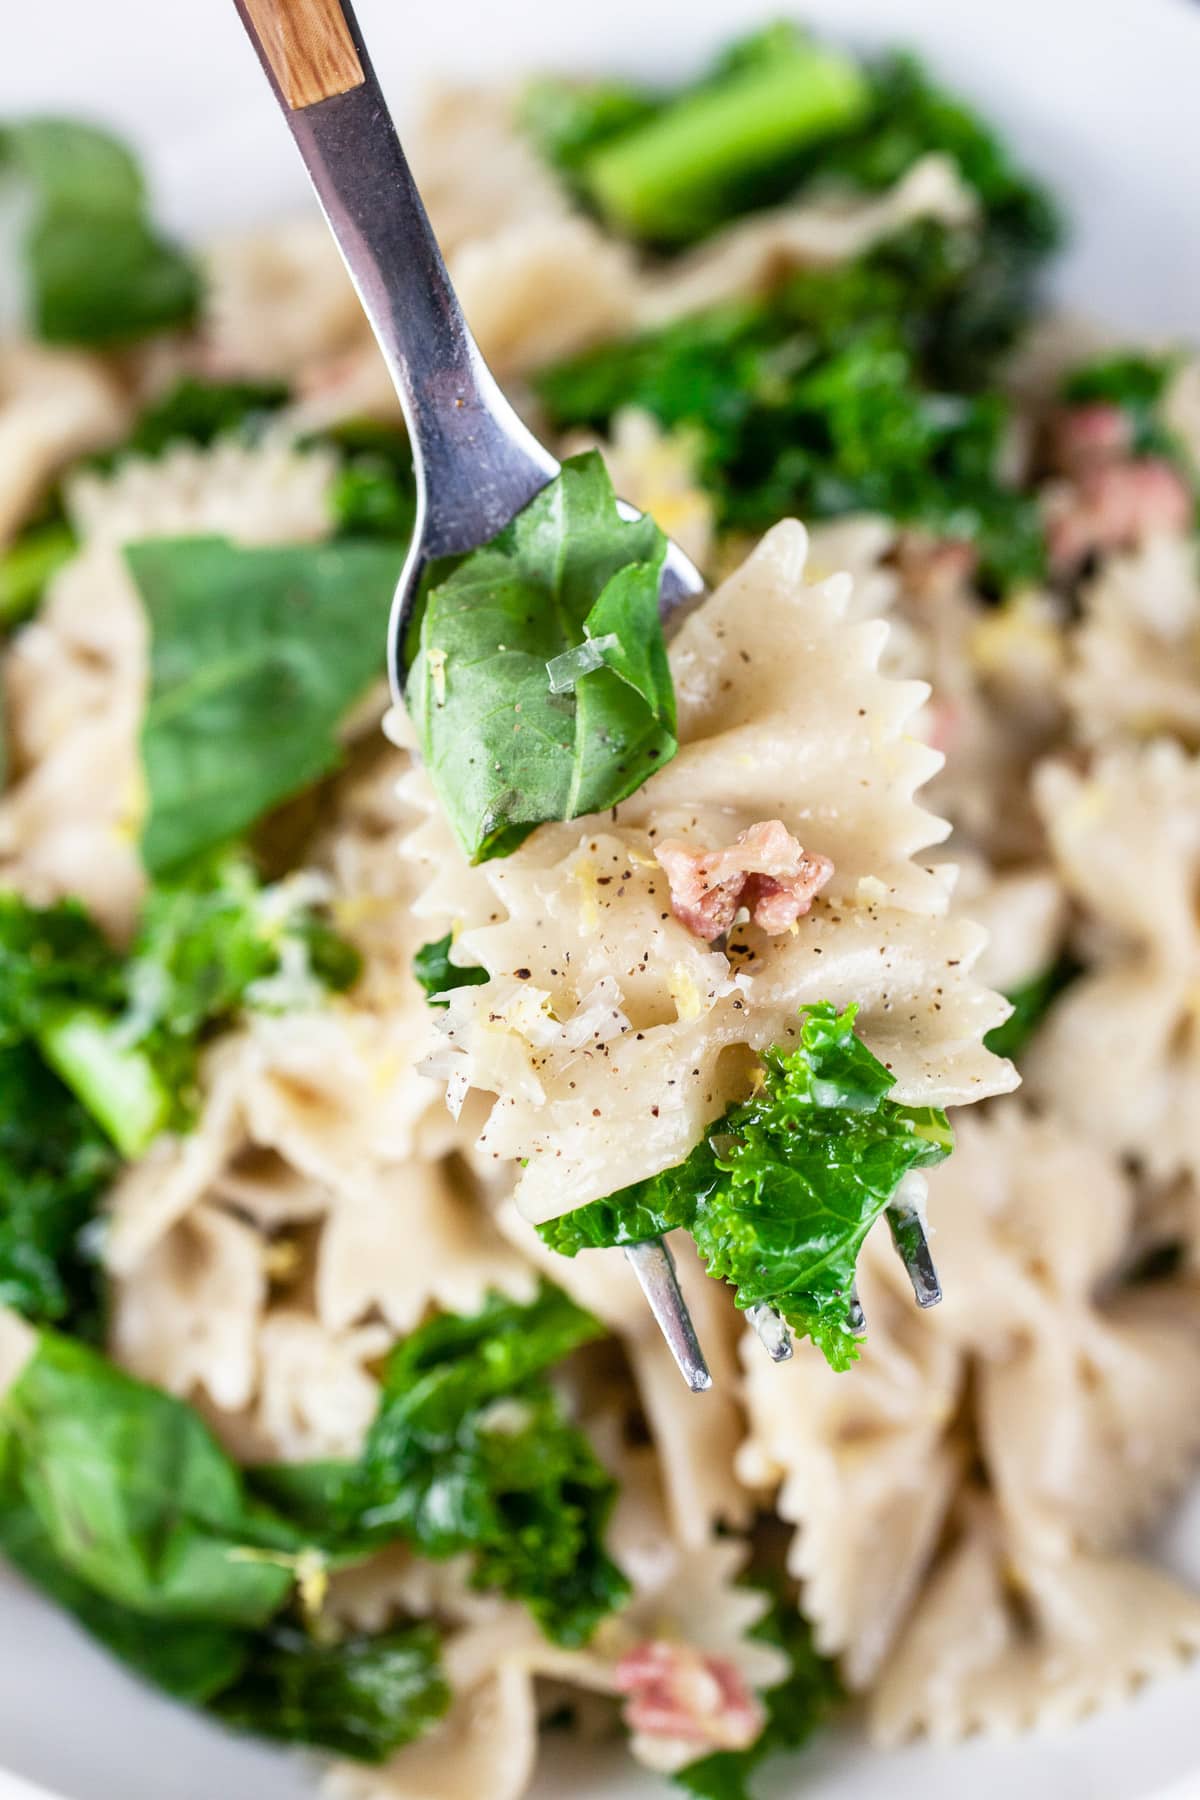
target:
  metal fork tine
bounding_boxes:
[625,1239,712,1391]
[746,1303,793,1362]
[886,1195,942,1309]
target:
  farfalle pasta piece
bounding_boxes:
[978,1284,1200,1558]
[950,858,1069,999]
[251,1309,391,1462]
[410,86,638,377]
[1065,536,1200,747]
[1027,744,1200,1181]
[912,1106,1200,1554]
[737,1228,965,1690]
[1028,966,1200,1186]
[638,153,977,326]
[871,1498,1200,1745]
[1035,741,1200,961]
[203,220,380,384]
[911,1104,1133,1355]
[109,1201,266,1412]
[0,343,128,543]
[433,524,1015,1227]
[103,1031,251,1272]
[316,1160,537,1337]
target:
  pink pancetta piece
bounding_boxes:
[1048,402,1132,476]
[1046,456,1193,572]
[614,1639,765,1754]
[655,820,833,943]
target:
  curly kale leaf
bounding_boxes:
[212,1622,449,1761]
[106,377,291,463]
[346,1284,629,1644]
[0,858,357,1170]
[537,251,1045,594]
[0,1044,115,1329]
[522,33,1056,374]
[539,1004,953,1370]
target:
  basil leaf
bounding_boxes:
[540,1003,954,1369]
[129,535,404,873]
[0,120,199,346]
[0,1474,246,1704]
[406,452,676,864]
[413,934,489,1006]
[0,1331,304,1622]
[0,1330,452,1758]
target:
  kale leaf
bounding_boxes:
[0,893,168,1159]
[212,1622,449,1761]
[539,1004,954,1369]
[0,859,357,1162]
[344,1284,630,1644]
[320,419,418,544]
[104,377,292,463]
[675,1586,841,1800]
[984,957,1080,1063]
[0,1043,115,1328]
[0,120,199,345]
[413,934,489,1006]
[812,53,1060,385]
[520,77,661,197]
[125,847,360,1046]
[536,252,1046,594]
[0,518,76,630]
[523,31,1056,375]
[405,452,676,863]
[129,535,404,873]
[0,1328,450,1760]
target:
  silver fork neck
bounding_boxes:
[234,0,558,565]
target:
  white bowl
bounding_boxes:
[3,3,1200,1798]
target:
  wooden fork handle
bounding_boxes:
[239,0,364,109]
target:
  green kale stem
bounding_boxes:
[0,522,77,627]
[35,1007,172,1159]
[582,36,869,242]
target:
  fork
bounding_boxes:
[232,0,941,1388]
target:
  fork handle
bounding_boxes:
[232,0,555,557]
